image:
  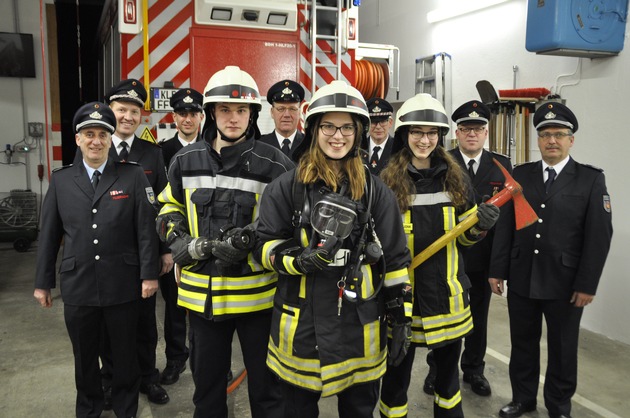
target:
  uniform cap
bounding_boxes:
[266,80,305,104]
[366,98,394,122]
[533,101,579,132]
[73,102,116,134]
[106,79,147,107]
[452,100,490,125]
[170,88,203,112]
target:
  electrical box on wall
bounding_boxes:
[526,0,629,58]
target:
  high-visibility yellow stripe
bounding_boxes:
[182,174,270,195]
[379,399,408,418]
[434,389,462,409]
[278,304,300,353]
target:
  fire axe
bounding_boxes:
[409,158,538,270]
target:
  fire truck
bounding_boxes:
[100,0,399,144]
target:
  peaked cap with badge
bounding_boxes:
[73,101,117,134]
[451,100,491,125]
[170,88,203,112]
[106,78,147,107]
[266,79,305,104]
[533,101,579,133]
[366,98,394,122]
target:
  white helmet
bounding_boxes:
[303,80,369,129]
[202,66,262,111]
[394,93,450,135]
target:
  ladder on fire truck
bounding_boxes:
[306,0,345,94]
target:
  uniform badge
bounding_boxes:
[544,111,556,120]
[372,105,382,113]
[89,111,103,120]
[281,87,293,95]
[183,96,193,103]
[603,195,611,213]
[127,89,139,98]
[468,111,480,118]
[146,187,155,204]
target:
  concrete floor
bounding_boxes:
[1,241,629,418]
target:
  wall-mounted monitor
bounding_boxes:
[0,32,36,78]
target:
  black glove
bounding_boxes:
[187,237,215,260]
[476,202,500,231]
[274,237,341,275]
[212,240,250,266]
[388,320,412,367]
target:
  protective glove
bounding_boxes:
[187,237,215,260]
[385,284,413,367]
[212,240,250,267]
[274,236,342,275]
[476,201,500,231]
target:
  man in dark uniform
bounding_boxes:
[103,79,171,405]
[161,88,204,168]
[362,98,395,175]
[258,79,304,162]
[490,102,613,418]
[448,100,513,396]
[35,102,159,418]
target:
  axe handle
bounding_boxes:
[409,213,479,270]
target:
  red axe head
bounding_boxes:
[488,159,539,230]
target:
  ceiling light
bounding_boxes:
[427,0,510,23]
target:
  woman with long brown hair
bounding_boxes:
[378,94,499,418]
[254,80,411,417]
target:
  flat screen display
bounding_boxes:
[0,32,36,78]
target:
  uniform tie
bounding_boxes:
[91,170,101,191]
[281,138,291,156]
[467,159,476,179]
[119,141,129,161]
[370,146,381,168]
[545,167,556,193]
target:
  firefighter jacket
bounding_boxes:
[404,156,479,349]
[254,170,411,397]
[157,138,294,320]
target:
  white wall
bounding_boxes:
[360,0,630,344]
[0,1,51,199]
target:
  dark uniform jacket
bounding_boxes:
[254,169,410,396]
[161,134,199,170]
[406,157,479,348]
[35,159,159,306]
[111,136,169,254]
[449,148,513,272]
[258,131,304,162]
[362,135,395,175]
[157,136,294,319]
[490,157,613,299]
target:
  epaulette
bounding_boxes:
[115,160,140,166]
[490,151,510,160]
[514,160,536,168]
[580,162,604,172]
[52,164,73,173]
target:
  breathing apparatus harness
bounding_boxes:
[291,167,385,313]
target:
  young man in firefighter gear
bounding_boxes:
[490,102,612,418]
[258,79,305,162]
[362,97,395,175]
[35,102,159,418]
[99,78,171,406]
[422,100,513,397]
[156,66,292,418]
[253,80,412,418]
[379,93,500,418]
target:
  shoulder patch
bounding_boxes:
[52,164,73,172]
[580,163,604,172]
[145,187,156,204]
[603,195,611,213]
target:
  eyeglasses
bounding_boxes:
[409,129,439,140]
[458,126,486,135]
[273,106,299,114]
[320,124,356,137]
[372,119,390,127]
[538,131,572,140]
